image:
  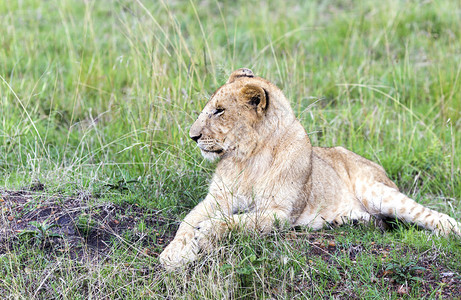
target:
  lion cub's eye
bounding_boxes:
[214,108,225,116]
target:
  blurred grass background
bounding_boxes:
[0,0,461,299]
[1,1,460,211]
[0,1,461,297]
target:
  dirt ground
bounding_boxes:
[0,183,177,259]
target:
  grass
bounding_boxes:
[1,0,460,298]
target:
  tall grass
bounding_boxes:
[1,0,460,298]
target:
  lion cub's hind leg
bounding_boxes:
[356,180,461,236]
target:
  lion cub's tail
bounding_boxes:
[357,181,460,236]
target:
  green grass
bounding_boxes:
[1,0,461,298]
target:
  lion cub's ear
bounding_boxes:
[239,84,268,114]
[227,68,254,83]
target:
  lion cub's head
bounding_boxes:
[190,68,295,161]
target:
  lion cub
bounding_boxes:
[159,68,460,269]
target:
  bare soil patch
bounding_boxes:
[0,184,177,259]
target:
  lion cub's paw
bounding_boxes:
[159,220,227,270]
[159,237,199,271]
[194,219,228,248]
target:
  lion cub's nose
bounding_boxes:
[190,133,202,143]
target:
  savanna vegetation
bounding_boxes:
[1,0,460,298]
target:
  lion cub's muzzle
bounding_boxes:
[191,134,225,160]
[190,131,223,152]
[190,117,226,159]
[196,137,224,153]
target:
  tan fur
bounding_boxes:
[159,68,460,270]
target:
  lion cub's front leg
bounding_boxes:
[159,219,228,270]
[158,225,199,270]
[160,199,292,269]
[159,195,226,270]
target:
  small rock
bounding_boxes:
[281,256,289,265]
[383,270,394,276]
[397,285,409,295]
[415,269,425,275]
